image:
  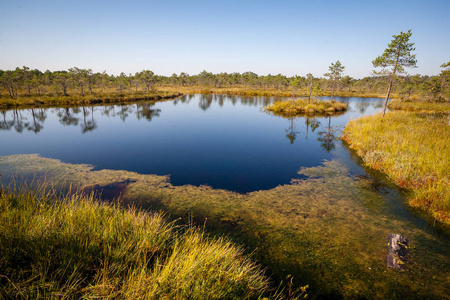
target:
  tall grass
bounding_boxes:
[342,111,450,223]
[265,98,347,116]
[0,188,269,299]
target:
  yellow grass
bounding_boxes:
[388,98,450,113]
[342,111,450,223]
[0,188,269,299]
[264,98,347,116]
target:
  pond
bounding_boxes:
[1,94,382,193]
[1,95,449,299]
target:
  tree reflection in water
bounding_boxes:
[81,106,97,133]
[317,116,339,152]
[0,109,47,134]
[285,116,300,144]
[0,102,163,135]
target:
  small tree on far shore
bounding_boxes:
[439,61,450,101]
[373,30,417,116]
[312,82,323,97]
[324,61,345,102]
[307,73,314,103]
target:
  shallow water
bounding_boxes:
[1,95,449,299]
[1,95,383,193]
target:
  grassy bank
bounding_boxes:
[159,85,388,99]
[342,111,450,224]
[0,188,270,299]
[264,98,347,116]
[388,98,450,113]
[0,91,183,109]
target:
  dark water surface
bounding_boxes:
[0,94,383,193]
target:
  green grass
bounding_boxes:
[264,98,347,116]
[0,188,270,299]
[342,111,450,223]
[388,98,450,113]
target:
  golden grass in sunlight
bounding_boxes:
[388,98,450,113]
[0,188,269,299]
[342,111,450,223]
[264,98,347,116]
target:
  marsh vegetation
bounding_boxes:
[0,188,270,299]
[343,109,450,224]
[265,98,348,116]
[1,94,449,299]
[1,31,449,298]
[1,154,449,299]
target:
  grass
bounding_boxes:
[342,111,450,224]
[0,90,183,109]
[2,155,449,299]
[388,98,450,113]
[158,85,388,99]
[0,188,270,299]
[264,98,348,116]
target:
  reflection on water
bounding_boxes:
[1,108,47,133]
[0,103,162,134]
[317,116,339,152]
[279,114,340,153]
[0,95,278,135]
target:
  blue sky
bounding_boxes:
[1,0,449,78]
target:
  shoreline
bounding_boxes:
[0,92,183,109]
[0,87,392,110]
[342,110,450,225]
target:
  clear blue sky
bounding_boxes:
[1,0,449,78]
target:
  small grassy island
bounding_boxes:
[342,101,450,224]
[265,98,348,116]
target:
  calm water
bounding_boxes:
[0,94,383,193]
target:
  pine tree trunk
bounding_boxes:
[382,75,394,117]
[308,79,313,103]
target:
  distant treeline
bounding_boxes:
[1,66,449,101]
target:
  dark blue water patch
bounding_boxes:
[0,95,385,193]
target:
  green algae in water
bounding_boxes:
[1,154,449,299]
